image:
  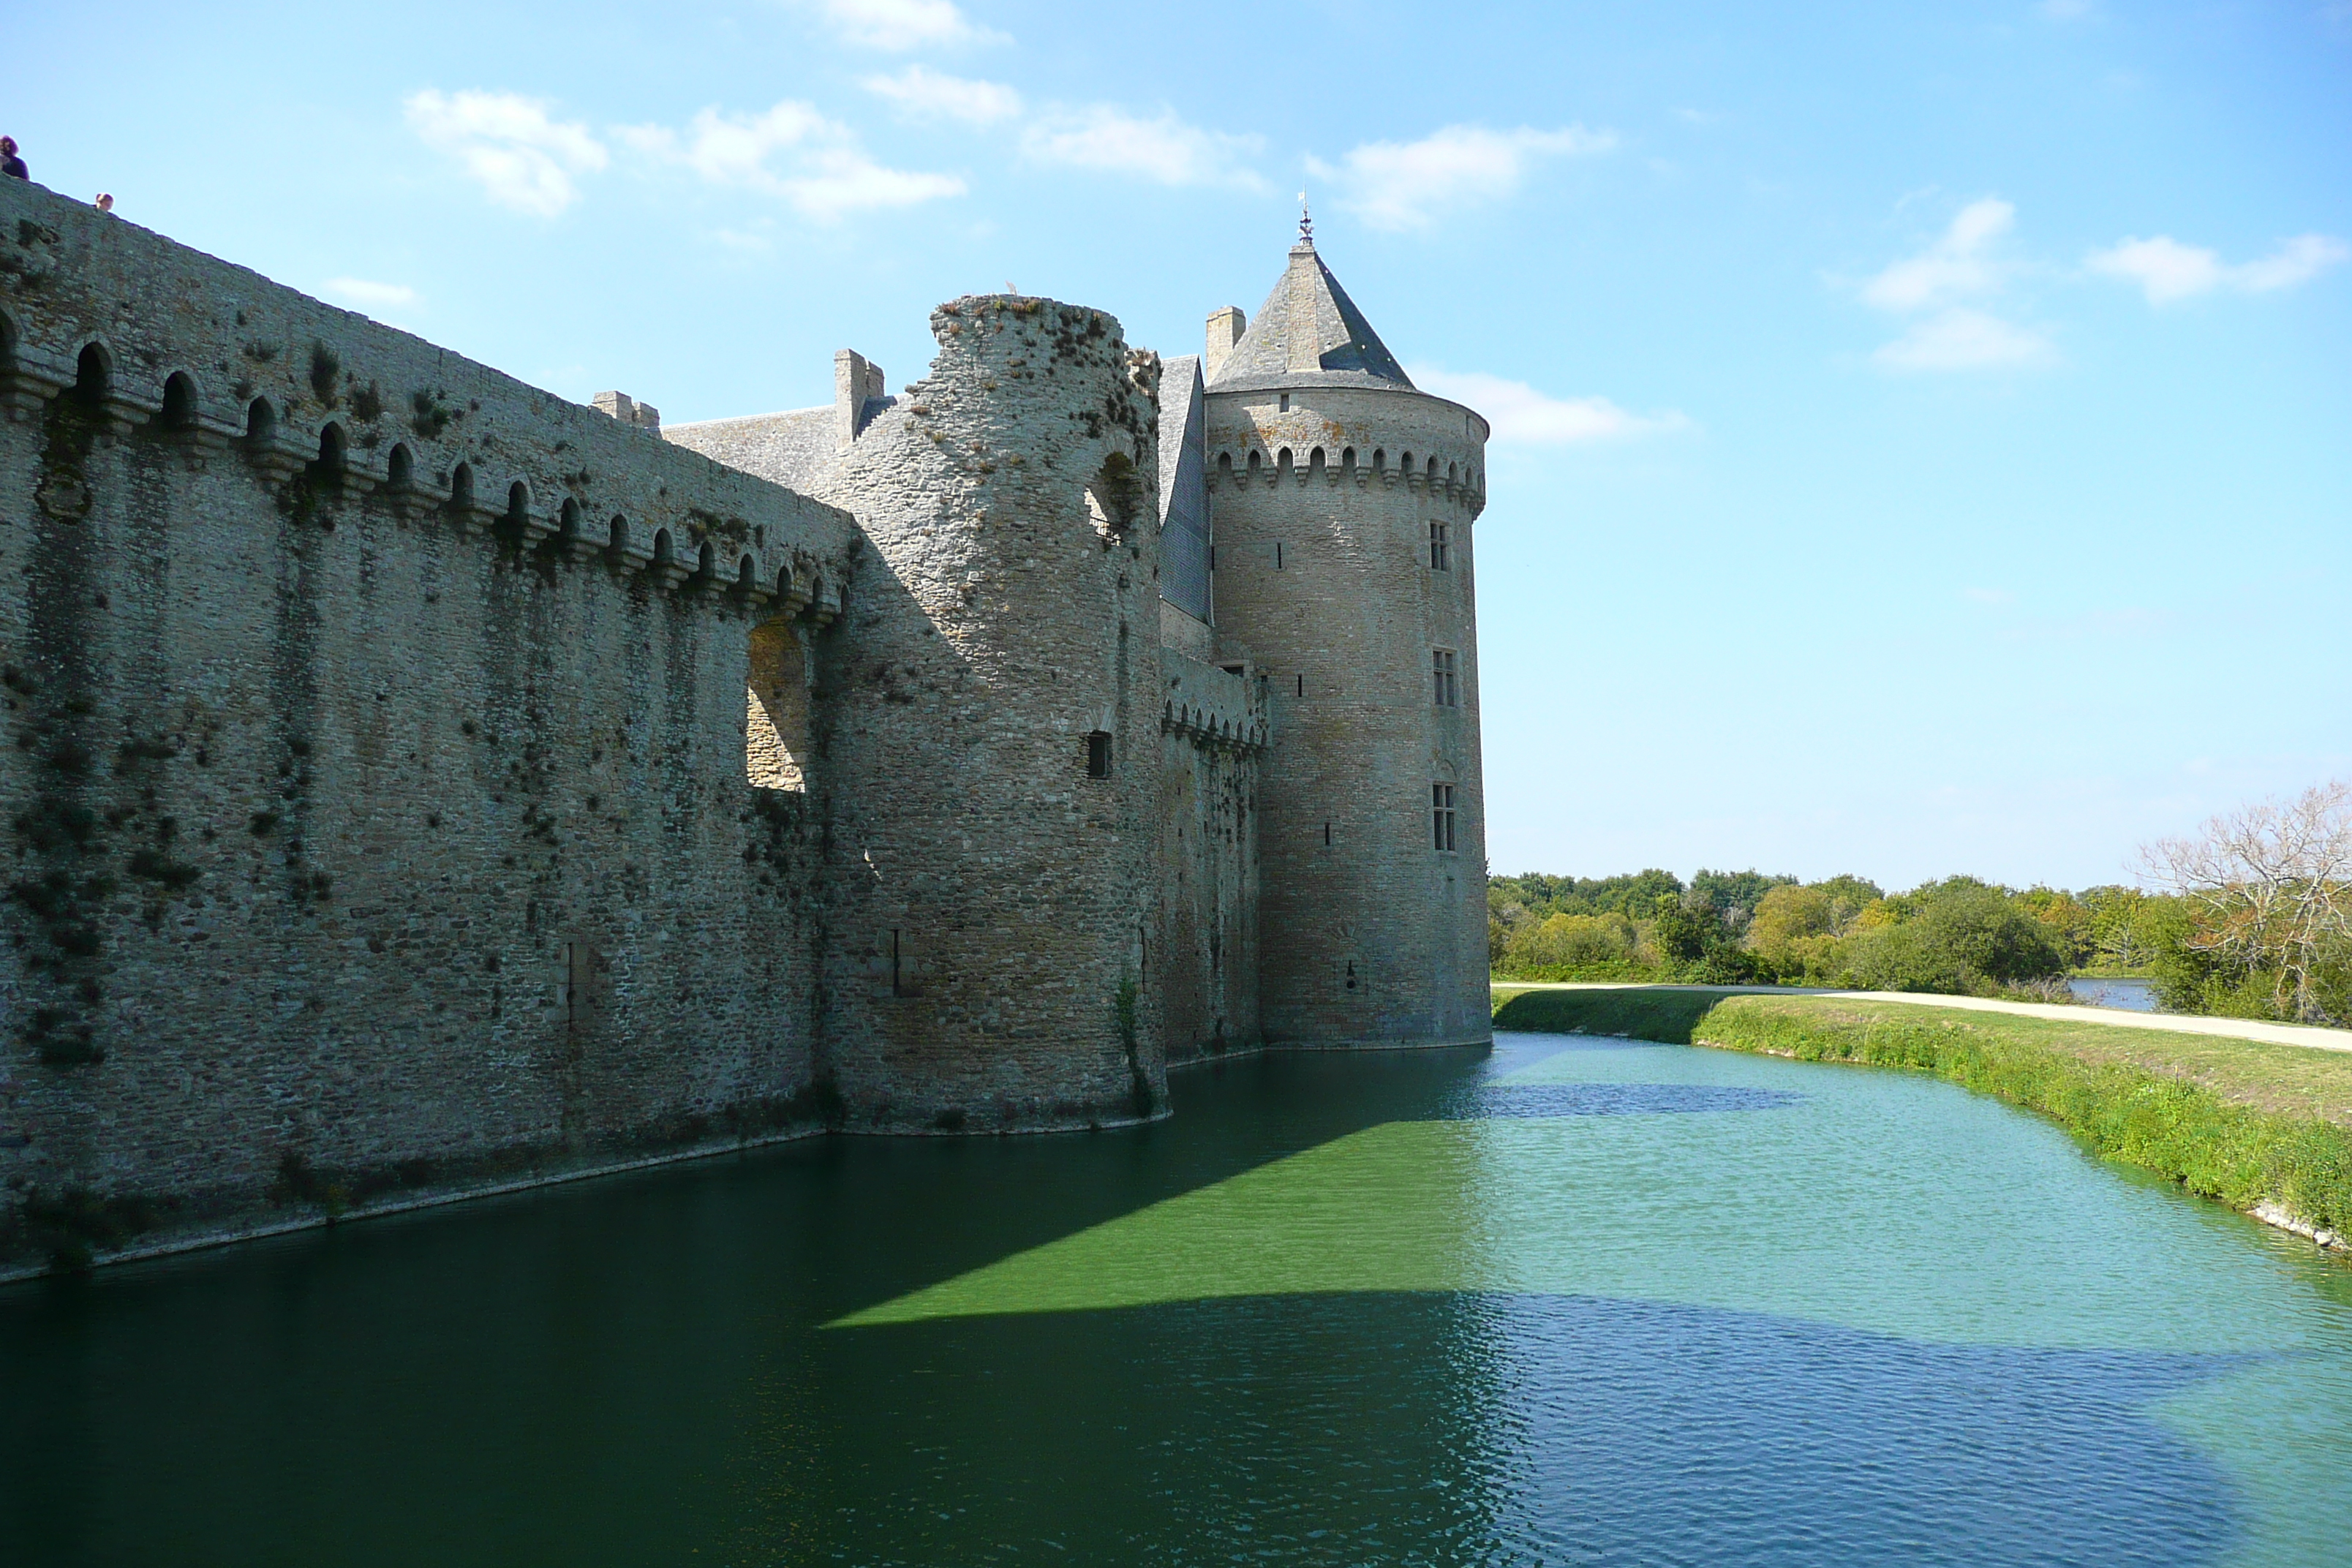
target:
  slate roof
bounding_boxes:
[1206,237,1414,392]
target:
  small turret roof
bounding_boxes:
[1206,233,1413,393]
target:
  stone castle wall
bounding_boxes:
[1156,649,1264,1061]
[0,179,859,1258]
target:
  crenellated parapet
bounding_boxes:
[0,180,859,622]
[1161,651,1267,754]
[1201,403,1488,520]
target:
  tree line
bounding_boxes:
[1493,783,2352,1023]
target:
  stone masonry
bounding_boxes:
[0,177,1484,1274]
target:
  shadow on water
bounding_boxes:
[747,1292,2243,1567]
[0,1039,2280,1566]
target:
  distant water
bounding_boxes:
[5,1033,2349,1565]
[2070,976,2161,1011]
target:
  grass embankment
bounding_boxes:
[1492,987,2352,1245]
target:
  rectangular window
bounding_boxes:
[1323,821,1333,847]
[1275,541,1284,570]
[1432,783,1456,851]
[1433,649,1458,707]
[1086,731,1112,778]
[1429,521,1450,570]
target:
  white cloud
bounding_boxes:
[1861,197,2014,311]
[861,65,1022,124]
[1309,124,1616,233]
[617,101,964,221]
[1021,105,1265,189]
[324,277,420,310]
[1872,308,2056,371]
[1855,199,2054,372]
[404,89,608,217]
[2084,233,2349,304]
[1409,366,1690,445]
[808,0,1003,50]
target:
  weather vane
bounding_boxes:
[1298,190,1312,241]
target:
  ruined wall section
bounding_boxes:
[783,297,1172,1128]
[0,181,860,1259]
[1156,652,1263,1061]
[1202,384,1490,1049]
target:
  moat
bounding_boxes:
[6,1036,2351,1567]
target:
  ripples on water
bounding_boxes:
[3,1035,2348,1566]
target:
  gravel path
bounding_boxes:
[1490,981,2352,1056]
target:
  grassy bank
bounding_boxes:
[1492,987,2352,1245]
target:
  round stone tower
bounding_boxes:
[1200,222,1490,1048]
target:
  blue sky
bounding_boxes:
[11,0,2348,891]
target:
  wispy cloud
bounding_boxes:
[2085,233,2349,304]
[405,89,608,217]
[1858,198,2054,372]
[1409,366,1690,444]
[1874,309,2055,371]
[861,65,1022,124]
[324,277,421,311]
[1861,197,2015,310]
[809,0,1002,49]
[617,101,964,221]
[1021,105,1264,189]
[804,0,1004,50]
[1311,124,1616,233]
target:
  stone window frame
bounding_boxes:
[1432,783,1458,852]
[1429,520,1450,571]
[1432,648,1459,708]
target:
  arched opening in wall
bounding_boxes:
[72,342,110,409]
[746,617,810,791]
[505,480,532,534]
[609,514,630,557]
[1217,451,1232,484]
[314,423,348,491]
[696,540,716,585]
[652,528,674,570]
[1084,450,1139,538]
[386,442,415,494]
[1308,447,1325,479]
[1398,450,1414,481]
[557,497,583,549]
[1427,456,1440,483]
[774,563,794,603]
[1372,448,1386,478]
[1276,448,1293,482]
[1246,449,1262,483]
[1341,446,1355,475]
[159,372,197,432]
[0,311,16,371]
[447,461,473,519]
[1446,461,1457,489]
[735,554,757,595]
[244,397,276,450]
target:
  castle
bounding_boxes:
[0,176,1487,1270]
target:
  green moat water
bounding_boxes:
[6,1035,2352,1565]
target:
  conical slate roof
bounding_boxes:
[1207,235,1414,391]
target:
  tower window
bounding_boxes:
[1275,541,1284,570]
[1086,731,1113,778]
[1323,821,1333,847]
[1430,521,1450,570]
[1295,673,1305,698]
[1279,393,1291,412]
[1433,649,1459,708]
[1432,783,1457,851]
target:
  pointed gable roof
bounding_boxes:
[1205,236,1414,391]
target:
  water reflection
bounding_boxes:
[1,1039,2346,1566]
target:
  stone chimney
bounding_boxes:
[834,349,887,451]
[1204,307,1245,382]
[592,391,661,434]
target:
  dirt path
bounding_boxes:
[1490,981,2352,1056]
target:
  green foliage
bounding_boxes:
[1490,987,2352,1240]
[18,1187,162,1272]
